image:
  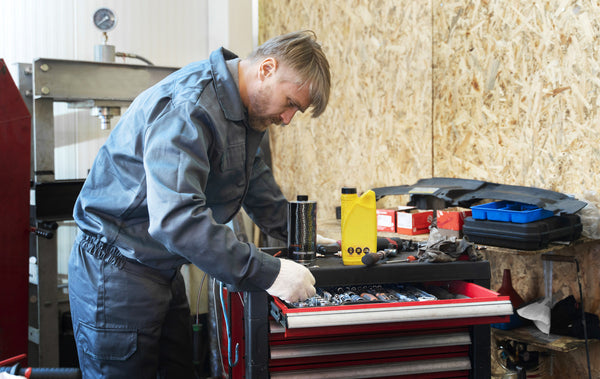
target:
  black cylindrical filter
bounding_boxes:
[287,196,317,264]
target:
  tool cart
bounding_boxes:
[216,252,512,379]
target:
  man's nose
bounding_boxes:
[280,108,298,125]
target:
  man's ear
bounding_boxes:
[259,57,278,80]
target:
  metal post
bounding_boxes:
[244,291,270,379]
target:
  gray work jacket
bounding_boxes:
[73,48,286,291]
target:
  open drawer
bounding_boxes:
[270,281,512,332]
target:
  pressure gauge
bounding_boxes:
[93,8,116,32]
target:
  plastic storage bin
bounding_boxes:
[471,201,554,223]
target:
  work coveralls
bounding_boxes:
[68,47,288,378]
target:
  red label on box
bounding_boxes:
[396,210,433,235]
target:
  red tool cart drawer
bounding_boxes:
[270,281,512,331]
[268,319,473,378]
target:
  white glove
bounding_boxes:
[317,234,338,245]
[266,259,316,303]
[0,373,26,379]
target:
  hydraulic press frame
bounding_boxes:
[14,58,177,367]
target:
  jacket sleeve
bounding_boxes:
[243,145,289,243]
[143,102,280,291]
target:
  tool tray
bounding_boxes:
[463,215,582,250]
[270,280,511,333]
[470,200,554,223]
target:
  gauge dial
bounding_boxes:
[93,8,116,32]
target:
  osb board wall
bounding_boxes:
[259,0,433,220]
[430,7,600,375]
[260,1,600,376]
[260,0,600,221]
[433,1,600,195]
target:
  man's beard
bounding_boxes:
[247,85,280,132]
[249,116,280,132]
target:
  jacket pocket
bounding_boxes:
[76,322,137,361]
[219,142,245,172]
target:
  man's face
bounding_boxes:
[247,59,311,132]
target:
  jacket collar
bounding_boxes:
[210,47,246,122]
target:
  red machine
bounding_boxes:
[0,59,31,362]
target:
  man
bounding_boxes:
[68,30,331,378]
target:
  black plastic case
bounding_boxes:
[462,215,582,250]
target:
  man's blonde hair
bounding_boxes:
[248,30,331,118]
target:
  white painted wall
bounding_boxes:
[1,0,211,78]
[1,0,256,179]
[208,0,255,58]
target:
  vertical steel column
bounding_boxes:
[30,93,59,366]
[31,98,55,183]
[470,324,491,379]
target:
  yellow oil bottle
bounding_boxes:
[341,188,377,265]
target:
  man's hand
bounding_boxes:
[266,259,316,302]
[317,234,337,245]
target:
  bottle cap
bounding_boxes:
[341,187,357,194]
[296,195,309,201]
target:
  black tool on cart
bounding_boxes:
[377,236,419,252]
[360,237,421,266]
[361,249,397,266]
[316,243,340,255]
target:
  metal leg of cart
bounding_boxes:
[244,291,270,379]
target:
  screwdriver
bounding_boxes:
[384,255,417,264]
[361,249,397,266]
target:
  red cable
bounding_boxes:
[0,353,27,367]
